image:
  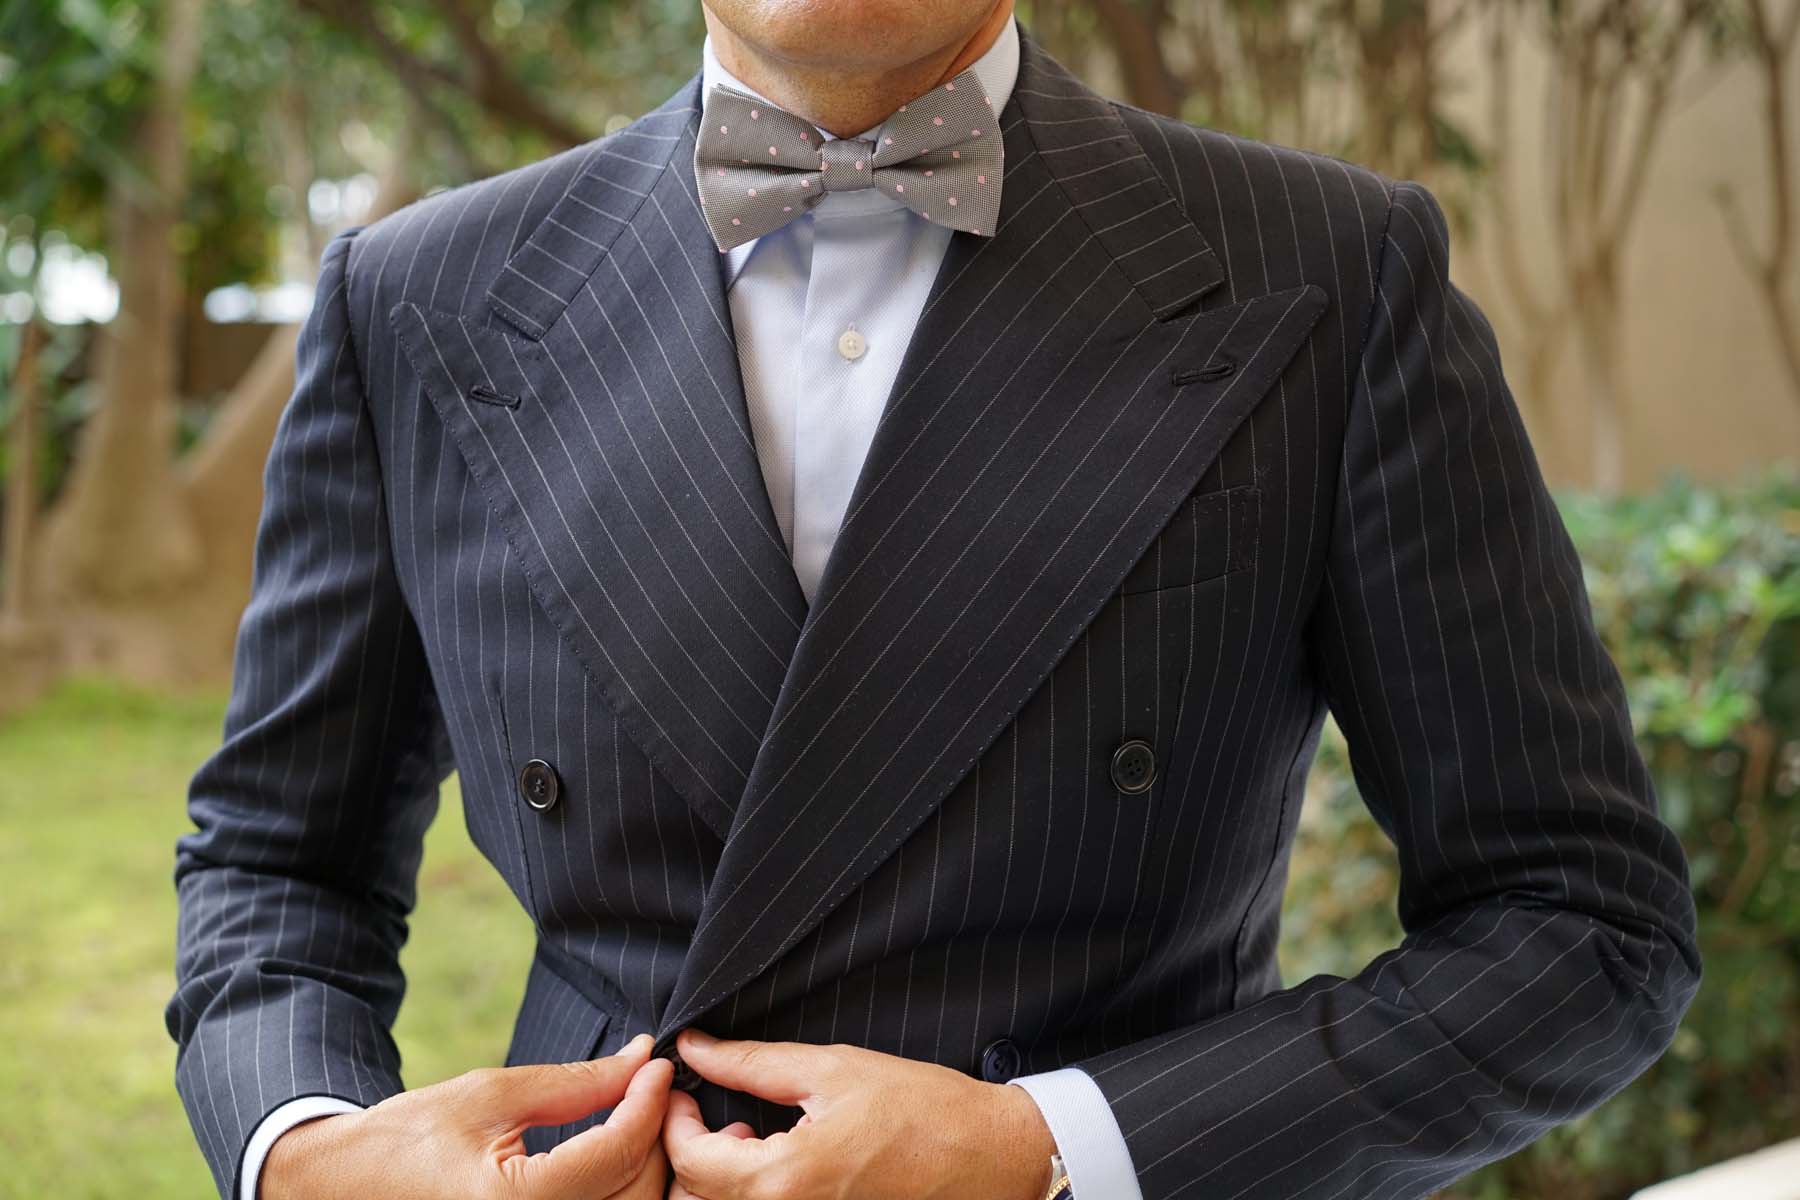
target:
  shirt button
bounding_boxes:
[837,328,867,361]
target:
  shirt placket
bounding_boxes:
[791,197,895,602]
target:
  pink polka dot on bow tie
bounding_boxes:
[977,175,986,183]
[731,217,741,225]
[945,81,955,90]
[751,109,760,119]
[924,169,934,176]
[884,136,894,145]
[972,128,982,136]
[769,146,778,155]
[855,160,864,170]
[898,104,907,112]
[715,168,725,176]
[922,212,930,220]
[952,151,961,158]
[783,205,792,211]
[801,179,811,188]
[948,196,958,206]
[747,187,757,196]
[799,131,809,141]
[895,183,905,192]
[933,117,944,126]
[973,228,981,234]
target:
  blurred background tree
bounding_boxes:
[5,0,1792,679]
[0,2,1794,1197]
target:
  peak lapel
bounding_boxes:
[660,29,1327,1036]
[391,76,807,840]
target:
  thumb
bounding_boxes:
[517,1054,673,1196]
[475,1032,654,1130]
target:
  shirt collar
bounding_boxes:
[702,16,1021,279]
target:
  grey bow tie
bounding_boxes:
[693,67,1004,252]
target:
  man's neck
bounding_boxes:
[702,0,1014,140]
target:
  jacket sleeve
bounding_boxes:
[165,225,452,1198]
[1076,180,1702,1199]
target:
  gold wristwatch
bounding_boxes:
[1042,1152,1073,1200]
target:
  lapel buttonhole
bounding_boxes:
[1171,354,1237,387]
[469,383,522,410]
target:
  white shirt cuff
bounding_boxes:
[1011,1067,1144,1200]
[239,1096,364,1200]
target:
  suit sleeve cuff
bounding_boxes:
[1010,1067,1144,1200]
[239,1096,364,1200]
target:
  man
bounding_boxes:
[167,1,1703,1197]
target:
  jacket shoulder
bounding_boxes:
[340,136,599,321]
[1111,102,1397,302]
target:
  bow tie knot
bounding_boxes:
[694,68,1004,251]
[818,138,877,192]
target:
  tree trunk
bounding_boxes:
[39,0,207,601]
[169,148,417,677]
[1574,258,1627,494]
[1714,0,1800,407]
[3,317,44,623]
[1091,0,1184,117]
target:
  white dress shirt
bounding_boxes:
[714,31,995,603]
[242,18,1142,1200]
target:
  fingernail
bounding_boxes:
[680,1027,714,1047]
[614,1032,652,1056]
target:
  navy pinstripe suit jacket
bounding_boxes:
[169,28,1701,1199]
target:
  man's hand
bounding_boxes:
[261,1033,672,1199]
[663,1029,1057,1200]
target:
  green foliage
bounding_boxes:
[0,0,347,293]
[0,0,708,306]
[1280,467,1800,1199]
[0,0,155,249]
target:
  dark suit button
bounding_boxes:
[1111,739,1157,794]
[979,1038,1022,1083]
[660,1046,701,1091]
[518,758,560,811]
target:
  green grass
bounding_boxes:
[0,679,534,1199]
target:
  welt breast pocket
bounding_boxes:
[1116,482,1261,595]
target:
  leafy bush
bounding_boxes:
[1279,467,1800,1199]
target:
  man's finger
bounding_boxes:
[675,1029,841,1106]
[663,1088,779,1196]
[521,1054,673,1196]
[473,1033,655,1131]
[662,1087,713,1148]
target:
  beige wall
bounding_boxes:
[1447,33,1800,490]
